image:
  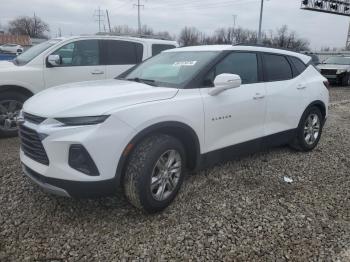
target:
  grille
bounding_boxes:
[19,125,49,165]
[321,69,337,75]
[23,112,46,124]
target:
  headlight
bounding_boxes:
[55,115,110,126]
[337,69,347,74]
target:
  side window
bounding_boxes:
[206,52,259,85]
[104,40,143,65]
[52,40,100,66]
[152,44,176,56]
[263,54,293,81]
[290,56,307,75]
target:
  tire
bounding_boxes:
[290,106,324,152]
[123,134,186,213]
[341,73,350,87]
[0,91,28,138]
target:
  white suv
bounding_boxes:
[0,35,177,136]
[19,45,329,213]
[0,43,24,54]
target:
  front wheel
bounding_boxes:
[290,106,324,152]
[0,91,28,137]
[123,134,186,213]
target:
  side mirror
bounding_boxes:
[47,54,61,67]
[208,73,242,96]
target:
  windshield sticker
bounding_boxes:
[173,61,197,66]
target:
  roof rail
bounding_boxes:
[96,32,173,41]
[233,43,305,53]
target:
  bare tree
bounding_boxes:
[178,27,203,46]
[111,24,173,39]
[8,15,49,38]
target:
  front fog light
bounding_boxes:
[69,145,99,176]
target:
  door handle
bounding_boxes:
[297,84,307,90]
[91,70,104,75]
[253,93,265,100]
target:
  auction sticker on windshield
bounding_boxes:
[173,61,197,66]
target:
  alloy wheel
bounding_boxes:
[304,113,321,145]
[150,149,182,201]
[0,100,22,132]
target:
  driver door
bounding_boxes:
[200,52,267,154]
[44,40,106,88]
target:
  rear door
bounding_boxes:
[44,40,106,88]
[102,40,144,78]
[262,53,307,138]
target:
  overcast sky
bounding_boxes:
[0,0,349,50]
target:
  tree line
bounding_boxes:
[113,24,310,51]
[3,15,310,51]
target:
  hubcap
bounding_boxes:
[150,149,182,201]
[0,100,22,132]
[304,113,321,145]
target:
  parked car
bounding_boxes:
[0,43,23,54]
[0,35,178,137]
[19,45,329,213]
[317,56,350,86]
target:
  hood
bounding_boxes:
[317,64,350,70]
[0,60,16,70]
[23,79,179,117]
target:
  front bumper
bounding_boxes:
[22,164,117,198]
[321,72,346,83]
[19,115,136,197]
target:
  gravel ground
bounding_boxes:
[1,87,350,261]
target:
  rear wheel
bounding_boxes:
[0,91,28,137]
[290,106,324,152]
[123,134,186,213]
[341,73,350,86]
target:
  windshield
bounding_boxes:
[323,57,350,65]
[123,51,220,88]
[14,39,62,66]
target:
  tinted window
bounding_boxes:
[52,40,99,66]
[152,44,176,56]
[290,56,307,75]
[104,40,143,65]
[206,52,258,85]
[263,54,292,81]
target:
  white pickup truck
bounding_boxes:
[0,35,178,136]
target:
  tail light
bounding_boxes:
[323,80,330,89]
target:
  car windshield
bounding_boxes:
[123,51,220,88]
[13,39,62,66]
[323,57,350,65]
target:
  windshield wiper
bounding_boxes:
[126,77,158,86]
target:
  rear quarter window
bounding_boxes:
[289,56,307,75]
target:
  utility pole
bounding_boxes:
[134,0,144,35]
[106,9,112,33]
[346,20,350,50]
[232,15,238,28]
[94,7,104,33]
[258,0,264,44]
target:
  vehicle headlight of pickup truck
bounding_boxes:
[337,69,347,74]
[55,115,110,126]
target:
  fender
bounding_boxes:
[114,121,201,187]
[0,81,36,96]
[304,100,327,120]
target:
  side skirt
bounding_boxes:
[197,129,296,170]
